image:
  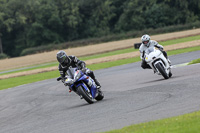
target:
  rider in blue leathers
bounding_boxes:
[56,50,101,89]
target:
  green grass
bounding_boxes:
[167,46,200,56]
[0,57,141,90]
[104,111,200,133]
[188,58,200,65]
[1,46,200,90]
[0,46,200,90]
[79,48,137,61]
[0,62,58,76]
[87,57,141,70]
[0,71,60,90]
[159,35,200,46]
[1,42,200,133]
[1,35,200,75]
[80,34,200,61]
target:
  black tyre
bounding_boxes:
[77,85,94,104]
[95,89,104,101]
[169,70,172,78]
[155,63,169,79]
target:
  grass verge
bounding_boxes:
[159,35,200,46]
[0,62,58,76]
[81,34,200,60]
[103,111,200,133]
[1,46,200,90]
[167,46,200,56]
[1,35,200,75]
[188,58,200,65]
[0,57,141,90]
[0,71,59,90]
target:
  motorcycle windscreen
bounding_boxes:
[145,47,155,55]
[67,68,77,78]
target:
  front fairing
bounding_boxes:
[144,48,170,75]
[77,75,97,98]
[145,48,161,63]
[70,69,97,98]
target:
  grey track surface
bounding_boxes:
[0,51,200,133]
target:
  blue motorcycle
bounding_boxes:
[57,68,104,104]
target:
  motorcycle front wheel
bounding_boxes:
[77,85,94,104]
[156,63,169,79]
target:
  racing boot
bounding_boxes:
[94,78,101,89]
[87,70,101,89]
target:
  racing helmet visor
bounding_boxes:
[143,40,149,44]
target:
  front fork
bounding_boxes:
[150,54,170,74]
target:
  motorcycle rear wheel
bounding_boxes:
[95,89,104,101]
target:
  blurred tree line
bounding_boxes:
[0,0,200,57]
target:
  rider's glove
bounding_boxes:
[77,61,86,70]
[57,77,62,81]
[57,76,65,83]
[155,45,163,51]
[156,47,163,51]
[81,67,86,73]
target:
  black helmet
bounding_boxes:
[56,50,69,67]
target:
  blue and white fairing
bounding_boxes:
[69,68,97,98]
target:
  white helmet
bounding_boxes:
[141,34,150,47]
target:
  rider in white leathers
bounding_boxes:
[139,34,171,69]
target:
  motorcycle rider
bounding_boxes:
[139,34,171,69]
[56,50,101,90]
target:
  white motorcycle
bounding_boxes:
[144,47,172,79]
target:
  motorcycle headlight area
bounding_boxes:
[65,78,74,85]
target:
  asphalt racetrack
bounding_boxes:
[0,51,200,133]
